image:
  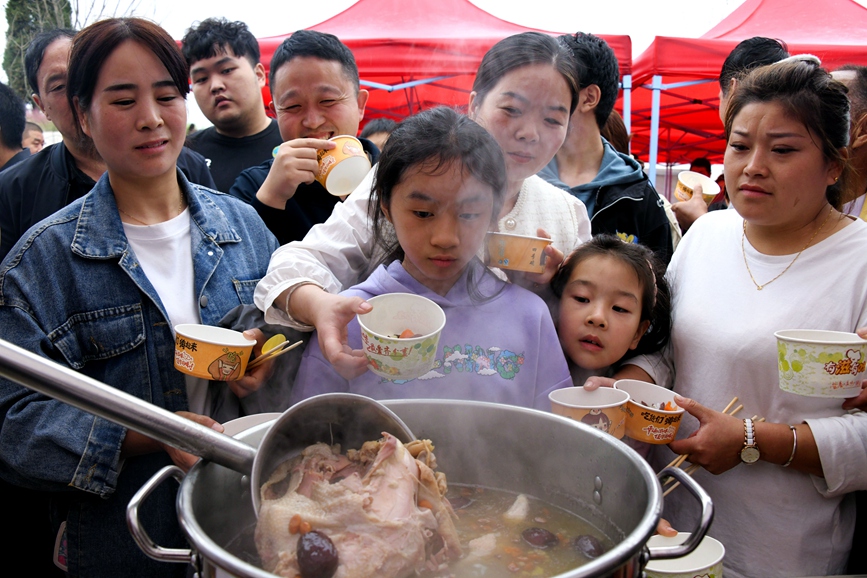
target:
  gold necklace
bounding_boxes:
[741,207,834,290]
[117,191,186,226]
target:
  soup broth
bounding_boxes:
[421,484,613,577]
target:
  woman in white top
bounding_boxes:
[255,32,592,377]
[618,58,867,577]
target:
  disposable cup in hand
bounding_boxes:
[315,135,371,196]
[674,171,720,205]
[357,293,446,380]
[549,386,630,439]
[485,232,552,273]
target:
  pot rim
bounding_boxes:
[177,400,663,578]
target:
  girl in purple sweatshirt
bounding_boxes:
[292,107,571,410]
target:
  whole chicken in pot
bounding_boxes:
[255,433,461,578]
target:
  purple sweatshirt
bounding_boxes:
[292,259,571,410]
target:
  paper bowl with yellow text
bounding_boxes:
[674,171,720,205]
[357,293,446,380]
[315,135,371,196]
[614,379,684,444]
[549,386,630,438]
[645,532,725,578]
[485,232,552,274]
[775,329,867,397]
[174,324,256,381]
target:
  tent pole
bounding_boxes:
[649,75,662,185]
[622,74,632,153]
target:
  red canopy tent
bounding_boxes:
[256,0,632,124]
[629,0,867,178]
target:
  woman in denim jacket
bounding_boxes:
[0,19,278,577]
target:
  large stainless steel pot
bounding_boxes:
[129,400,712,578]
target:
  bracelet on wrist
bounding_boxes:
[782,424,798,468]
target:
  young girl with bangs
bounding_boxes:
[551,235,671,387]
[291,107,571,409]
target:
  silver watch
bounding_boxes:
[740,417,760,464]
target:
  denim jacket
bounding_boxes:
[0,171,278,576]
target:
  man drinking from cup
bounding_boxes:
[228,30,379,245]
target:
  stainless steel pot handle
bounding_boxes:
[126,465,194,564]
[648,466,715,560]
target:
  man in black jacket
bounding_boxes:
[538,32,672,263]
[228,30,378,245]
[182,18,283,192]
[0,29,214,263]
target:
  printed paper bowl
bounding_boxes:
[549,386,630,439]
[173,324,256,381]
[775,329,867,397]
[315,135,371,196]
[644,532,725,578]
[357,293,446,380]
[614,379,684,444]
[485,232,552,274]
[674,171,720,205]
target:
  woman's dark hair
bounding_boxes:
[724,58,851,208]
[551,235,671,360]
[471,32,579,115]
[370,106,506,297]
[68,18,190,126]
[601,110,630,155]
[719,37,789,95]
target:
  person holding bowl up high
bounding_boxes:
[255,32,592,379]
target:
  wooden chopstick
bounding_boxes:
[246,340,304,371]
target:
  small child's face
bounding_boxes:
[384,159,494,296]
[557,255,650,371]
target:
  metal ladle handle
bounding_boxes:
[0,338,256,475]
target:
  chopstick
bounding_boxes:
[246,340,304,371]
[661,399,765,497]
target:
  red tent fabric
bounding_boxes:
[256,0,632,123]
[629,0,867,165]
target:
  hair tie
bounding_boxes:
[647,259,658,306]
[776,54,821,66]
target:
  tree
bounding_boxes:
[2,0,143,101]
[3,0,72,99]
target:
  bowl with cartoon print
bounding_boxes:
[549,386,630,439]
[614,379,685,444]
[775,329,867,397]
[173,324,256,381]
[357,293,446,380]
[485,232,552,274]
[315,135,371,196]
